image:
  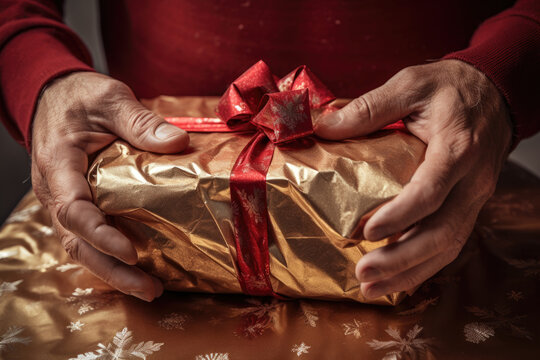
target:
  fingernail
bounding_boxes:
[122,251,138,266]
[358,267,381,282]
[324,112,342,127]
[131,291,153,302]
[366,226,389,241]
[155,123,184,140]
[364,285,384,300]
[314,111,341,133]
[152,277,164,298]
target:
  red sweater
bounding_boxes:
[1,0,539,151]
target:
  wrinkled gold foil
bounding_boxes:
[1,162,540,359]
[87,96,426,305]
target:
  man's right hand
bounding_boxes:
[31,72,190,301]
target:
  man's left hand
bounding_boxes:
[315,60,512,299]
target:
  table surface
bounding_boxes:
[0,161,539,359]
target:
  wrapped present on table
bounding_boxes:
[88,61,425,305]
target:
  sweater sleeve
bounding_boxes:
[443,0,540,145]
[0,0,94,151]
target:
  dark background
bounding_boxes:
[1,0,539,224]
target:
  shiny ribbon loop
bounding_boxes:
[216,60,335,138]
[167,60,336,296]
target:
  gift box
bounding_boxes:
[88,62,426,305]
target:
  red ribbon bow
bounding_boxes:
[166,60,336,296]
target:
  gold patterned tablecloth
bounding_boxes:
[1,162,539,359]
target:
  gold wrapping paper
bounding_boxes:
[87,96,426,304]
[1,162,539,359]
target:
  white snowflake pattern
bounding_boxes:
[367,325,433,359]
[464,322,495,344]
[73,288,94,296]
[238,319,270,339]
[56,263,82,272]
[465,305,532,340]
[35,258,59,272]
[291,342,310,357]
[231,298,284,338]
[158,313,189,330]
[397,297,439,316]
[504,258,540,277]
[310,92,322,107]
[231,201,241,218]
[67,321,85,332]
[299,302,318,328]
[506,290,524,302]
[342,319,368,339]
[78,303,95,315]
[67,287,119,317]
[270,97,306,132]
[241,321,267,338]
[243,298,281,320]
[69,327,163,360]
[261,153,273,164]
[247,274,269,290]
[237,189,263,224]
[240,165,252,174]
[195,353,230,360]
[278,76,293,92]
[0,326,31,354]
[0,280,23,297]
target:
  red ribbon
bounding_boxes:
[165,60,405,297]
[165,60,336,296]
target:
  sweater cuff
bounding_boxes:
[443,15,540,147]
[0,28,94,152]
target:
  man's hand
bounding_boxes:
[315,60,512,299]
[32,72,189,301]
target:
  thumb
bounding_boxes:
[111,99,189,153]
[314,72,417,140]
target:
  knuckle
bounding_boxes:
[413,179,446,215]
[454,229,469,249]
[392,66,435,105]
[127,110,158,141]
[135,277,154,294]
[31,168,48,203]
[63,236,82,262]
[85,78,132,112]
[387,255,412,276]
[401,274,420,290]
[482,179,497,201]
[348,96,372,122]
[447,245,462,262]
[438,220,468,260]
[33,149,55,178]
[396,66,419,81]
[53,196,78,230]
[425,177,446,201]
[448,132,476,161]
[427,218,464,257]
[102,262,121,286]
[431,230,452,254]
[394,67,425,92]
[52,195,69,225]
[98,78,130,99]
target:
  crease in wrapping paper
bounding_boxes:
[87,96,426,304]
[2,103,540,358]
